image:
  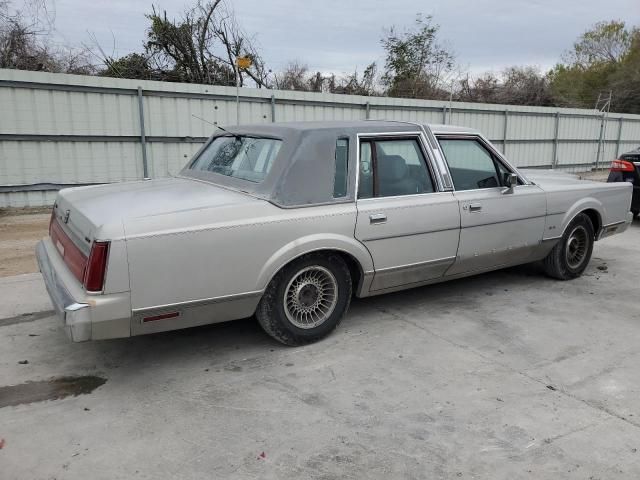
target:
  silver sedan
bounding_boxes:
[37,121,633,345]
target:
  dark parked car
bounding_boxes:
[608,146,640,219]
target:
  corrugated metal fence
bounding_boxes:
[1,68,640,207]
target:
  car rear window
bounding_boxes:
[189,135,282,183]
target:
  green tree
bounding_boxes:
[99,53,153,80]
[567,20,633,67]
[380,14,454,99]
[550,20,639,112]
[608,31,640,113]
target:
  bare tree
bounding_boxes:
[1,0,52,69]
[117,0,271,86]
[272,60,310,90]
[456,67,552,106]
[498,66,553,105]
[334,63,378,96]
[1,0,93,73]
[457,72,500,103]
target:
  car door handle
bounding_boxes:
[369,213,387,224]
[469,203,482,212]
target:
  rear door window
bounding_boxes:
[358,137,434,198]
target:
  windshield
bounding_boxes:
[188,135,282,183]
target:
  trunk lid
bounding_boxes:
[54,176,258,245]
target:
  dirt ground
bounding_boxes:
[0,210,50,278]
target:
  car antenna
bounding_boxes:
[191,114,237,137]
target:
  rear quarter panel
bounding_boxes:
[123,201,372,311]
[540,181,632,239]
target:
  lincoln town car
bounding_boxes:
[36,121,633,345]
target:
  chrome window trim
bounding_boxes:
[354,131,446,201]
[419,124,454,191]
[356,191,455,203]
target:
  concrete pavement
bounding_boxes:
[0,273,51,320]
[1,223,640,479]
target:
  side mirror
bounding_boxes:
[503,173,518,193]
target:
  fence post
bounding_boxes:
[615,117,623,159]
[442,106,447,124]
[137,86,149,179]
[270,94,276,122]
[365,101,370,120]
[595,113,606,170]
[552,112,560,168]
[503,110,509,155]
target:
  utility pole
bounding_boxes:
[447,80,454,124]
[235,68,240,125]
[594,91,612,170]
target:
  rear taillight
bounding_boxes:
[83,241,110,291]
[610,159,635,172]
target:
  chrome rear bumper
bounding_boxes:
[36,240,91,341]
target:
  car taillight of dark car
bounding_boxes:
[610,159,635,172]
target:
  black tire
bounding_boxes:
[255,252,352,346]
[632,210,639,220]
[543,213,594,280]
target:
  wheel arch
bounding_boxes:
[560,198,604,239]
[581,208,601,237]
[255,234,374,297]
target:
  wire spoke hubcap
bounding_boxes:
[284,266,338,329]
[565,225,589,269]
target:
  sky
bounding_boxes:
[46,0,640,77]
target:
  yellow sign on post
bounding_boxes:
[236,56,252,69]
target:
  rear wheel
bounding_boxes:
[543,213,594,280]
[256,253,352,346]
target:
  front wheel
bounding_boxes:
[542,213,594,280]
[255,253,352,346]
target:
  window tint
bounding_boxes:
[333,138,349,198]
[358,138,434,198]
[358,141,374,199]
[189,135,281,183]
[439,138,502,190]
